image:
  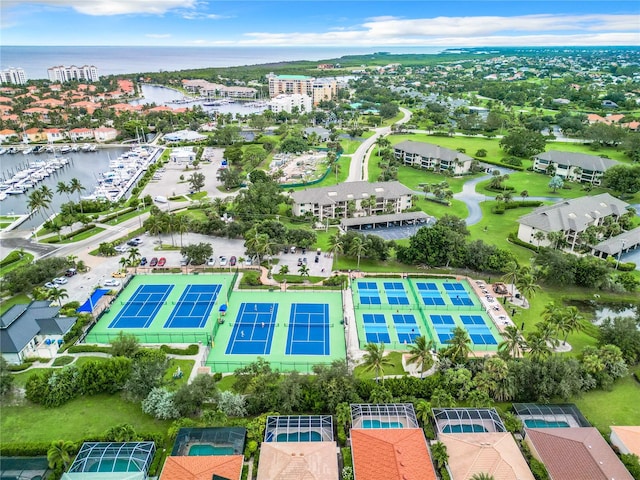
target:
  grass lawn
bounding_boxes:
[0,394,170,443]
[353,351,407,379]
[104,207,151,226]
[163,359,195,391]
[43,227,106,244]
[478,173,608,199]
[415,195,469,220]
[0,251,34,277]
[340,138,366,155]
[178,209,208,222]
[0,294,32,315]
[389,133,507,164]
[290,156,350,190]
[216,375,237,392]
[575,375,640,435]
[188,191,208,201]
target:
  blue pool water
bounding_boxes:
[525,419,569,428]
[442,424,488,433]
[362,419,403,429]
[275,431,322,442]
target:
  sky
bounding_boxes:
[1,0,639,47]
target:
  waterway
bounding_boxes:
[133,84,267,117]
[0,147,128,230]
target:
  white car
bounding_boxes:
[219,256,227,267]
[103,279,121,287]
[114,245,128,253]
[44,282,56,289]
[207,257,216,266]
[53,277,68,285]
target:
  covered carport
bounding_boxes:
[592,227,640,260]
[340,211,434,232]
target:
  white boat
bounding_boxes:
[87,145,97,152]
[81,143,92,152]
[0,148,7,155]
[0,192,7,201]
[22,147,34,155]
[5,186,26,195]
[71,145,80,152]
[59,146,71,154]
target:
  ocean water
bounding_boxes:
[1,46,444,80]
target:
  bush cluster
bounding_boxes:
[160,344,199,355]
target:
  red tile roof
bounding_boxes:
[351,429,437,480]
[525,427,632,480]
[159,455,243,480]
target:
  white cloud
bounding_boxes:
[2,0,197,16]
[182,12,230,20]
[238,13,640,46]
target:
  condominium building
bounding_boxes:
[0,67,27,85]
[267,74,337,105]
[268,94,312,114]
[532,151,618,185]
[182,79,257,99]
[47,65,99,83]
[394,140,473,175]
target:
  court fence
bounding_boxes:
[227,270,239,302]
[203,359,335,374]
[86,331,211,345]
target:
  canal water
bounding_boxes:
[0,147,128,230]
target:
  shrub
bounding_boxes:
[508,232,540,252]
[475,149,487,158]
[160,344,199,355]
[502,156,523,167]
[244,440,258,460]
[324,274,347,287]
[213,372,223,382]
[337,424,347,446]
[52,356,75,367]
[240,270,262,286]
[67,345,113,354]
[8,363,33,372]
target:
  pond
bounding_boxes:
[568,300,639,326]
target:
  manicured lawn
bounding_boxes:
[104,207,150,226]
[0,394,170,443]
[216,375,237,392]
[415,195,469,220]
[0,251,34,277]
[43,227,106,244]
[188,191,208,201]
[0,294,32,315]
[575,375,640,435]
[354,351,407,379]
[340,137,366,155]
[163,359,195,391]
[389,134,507,164]
[477,173,608,199]
[178,209,208,222]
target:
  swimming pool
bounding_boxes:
[525,419,570,428]
[188,444,236,456]
[362,419,403,429]
[275,431,322,442]
[441,424,488,433]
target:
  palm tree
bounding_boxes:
[430,441,449,471]
[278,265,289,275]
[515,272,540,308]
[328,232,344,265]
[445,326,472,363]
[335,402,351,431]
[145,215,164,244]
[498,324,527,358]
[298,264,310,277]
[375,135,391,156]
[69,178,85,213]
[471,474,496,480]
[526,331,552,362]
[127,247,141,272]
[361,342,393,383]
[558,306,584,345]
[56,181,72,203]
[407,336,435,378]
[536,321,559,349]
[533,231,546,247]
[27,189,49,223]
[520,190,529,202]
[47,440,75,470]
[173,214,191,247]
[348,236,367,268]
[47,287,68,307]
[119,256,130,271]
[501,261,519,297]
[66,255,78,267]
[414,399,432,427]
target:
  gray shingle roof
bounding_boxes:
[592,226,640,255]
[291,181,413,206]
[518,193,629,233]
[341,211,432,227]
[534,151,618,172]
[394,140,473,163]
[0,301,73,354]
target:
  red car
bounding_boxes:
[229,256,237,266]
[157,257,166,267]
[149,257,158,267]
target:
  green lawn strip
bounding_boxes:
[0,393,169,443]
[216,375,237,392]
[272,274,325,283]
[334,256,434,273]
[178,209,208,222]
[0,216,20,222]
[0,222,11,229]
[287,156,350,190]
[0,294,32,315]
[477,173,608,199]
[397,166,476,193]
[415,195,469,220]
[0,252,34,277]
[353,351,407,379]
[188,191,208,201]
[105,207,151,226]
[45,227,106,244]
[11,368,51,387]
[163,359,195,391]
[340,138,365,155]
[575,375,640,435]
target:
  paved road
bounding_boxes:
[346,107,412,182]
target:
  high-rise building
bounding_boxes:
[267,74,337,106]
[47,65,99,83]
[0,67,27,85]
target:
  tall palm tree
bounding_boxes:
[119,256,130,271]
[27,189,49,223]
[69,178,86,213]
[361,342,393,383]
[414,399,432,427]
[558,306,584,345]
[47,440,75,470]
[348,236,367,268]
[526,332,552,362]
[56,181,72,203]
[328,232,344,265]
[145,215,164,244]
[498,324,527,358]
[298,264,310,277]
[430,441,449,471]
[445,326,472,363]
[173,214,191,247]
[47,287,68,307]
[515,272,540,308]
[536,321,559,349]
[407,336,435,378]
[501,261,519,297]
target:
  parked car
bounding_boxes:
[219,256,228,267]
[207,257,216,266]
[53,277,68,285]
[314,256,320,263]
[64,268,77,277]
[157,257,166,267]
[149,257,158,267]
[114,245,128,253]
[140,257,147,266]
[112,271,127,278]
[180,257,190,266]
[297,258,303,266]
[127,238,143,246]
[44,282,56,289]
[229,256,237,266]
[244,258,252,266]
[103,279,121,287]
[303,257,308,264]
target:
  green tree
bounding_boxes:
[406,336,435,378]
[180,242,213,266]
[348,236,366,268]
[111,331,140,358]
[188,172,206,192]
[498,325,527,358]
[69,177,86,213]
[526,332,552,362]
[298,263,310,277]
[548,175,564,193]
[443,326,472,363]
[499,128,546,157]
[515,271,540,308]
[603,164,640,196]
[430,441,449,470]
[47,440,75,470]
[361,342,393,383]
[47,286,68,307]
[0,357,14,397]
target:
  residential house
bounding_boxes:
[610,426,640,457]
[160,456,243,480]
[517,193,630,250]
[532,150,618,185]
[394,140,473,175]
[93,127,118,142]
[22,107,50,122]
[69,127,94,142]
[45,128,64,143]
[22,128,48,143]
[267,93,312,114]
[0,129,18,143]
[290,181,414,221]
[0,301,75,364]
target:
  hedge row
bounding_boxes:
[492,200,543,214]
[0,250,22,269]
[67,345,113,354]
[100,207,136,224]
[475,156,526,171]
[160,344,199,355]
[508,233,540,252]
[46,223,96,243]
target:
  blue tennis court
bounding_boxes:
[164,284,222,328]
[225,303,278,355]
[415,282,445,306]
[392,314,420,343]
[467,326,499,345]
[447,291,474,306]
[443,282,466,292]
[285,303,330,355]
[461,315,486,325]
[384,282,409,305]
[358,281,381,305]
[430,314,456,343]
[363,313,386,324]
[108,284,173,329]
[364,324,391,343]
